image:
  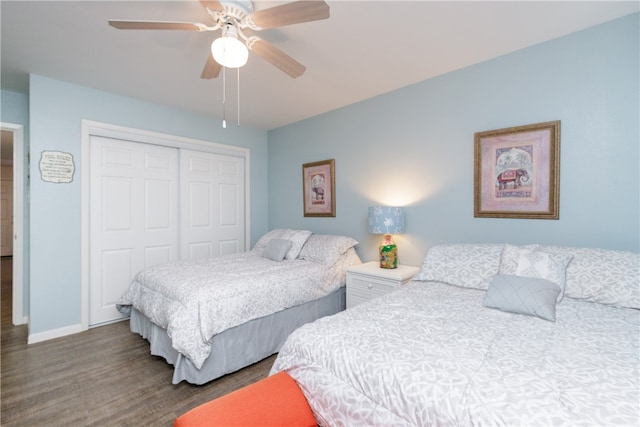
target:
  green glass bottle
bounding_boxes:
[379,234,398,269]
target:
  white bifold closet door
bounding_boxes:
[180,149,245,260]
[90,137,180,326]
[89,138,245,326]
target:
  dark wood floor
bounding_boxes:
[0,257,275,426]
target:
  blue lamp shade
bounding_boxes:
[368,206,405,235]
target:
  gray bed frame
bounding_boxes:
[129,286,346,384]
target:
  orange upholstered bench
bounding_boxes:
[174,371,317,427]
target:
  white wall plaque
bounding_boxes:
[40,150,75,183]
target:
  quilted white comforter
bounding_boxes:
[272,281,640,426]
[118,251,352,369]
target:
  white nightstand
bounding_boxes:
[346,261,420,308]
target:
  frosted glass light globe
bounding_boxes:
[212,34,248,68]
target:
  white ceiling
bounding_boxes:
[1,1,638,132]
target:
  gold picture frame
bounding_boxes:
[302,159,335,217]
[474,120,560,219]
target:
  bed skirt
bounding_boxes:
[129,286,346,385]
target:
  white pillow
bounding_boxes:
[252,229,312,260]
[284,230,312,260]
[252,229,289,254]
[499,244,572,302]
[498,243,541,274]
[537,245,639,309]
[414,244,504,290]
[298,234,359,265]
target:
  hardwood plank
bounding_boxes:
[0,257,274,426]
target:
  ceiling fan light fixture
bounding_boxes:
[211,24,248,68]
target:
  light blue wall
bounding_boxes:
[0,89,30,315]
[10,12,640,340]
[28,75,269,335]
[268,14,640,267]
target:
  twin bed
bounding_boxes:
[117,229,360,385]
[272,243,639,426]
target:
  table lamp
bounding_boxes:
[368,206,405,269]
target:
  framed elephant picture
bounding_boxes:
[302,159,335,217]
[474,120,560,219]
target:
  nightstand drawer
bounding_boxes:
[345,262,420,309]
[346,276,397,307]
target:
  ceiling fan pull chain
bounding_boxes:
[222,66,227,128]
[237,66,241,127]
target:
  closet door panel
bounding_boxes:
[90,136,179,326]
[188,181,212,227]
[181,150,245,260]
[100,248,134,310]
[216,158,244,256]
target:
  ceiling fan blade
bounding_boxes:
[201,52,222,79]
[251,0,329,30]
[199,0,224,12]
[249,38,306,78]
[108,20,208,31]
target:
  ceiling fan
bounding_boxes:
[108,0,330,79]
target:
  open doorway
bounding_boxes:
[1,123,25,326]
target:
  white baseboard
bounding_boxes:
[28,323,84,344]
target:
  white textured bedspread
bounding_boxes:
[118,252,349,369]
[272,281,640,426]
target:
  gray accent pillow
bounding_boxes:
[261,239,293,262]
[484,274,561,321]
